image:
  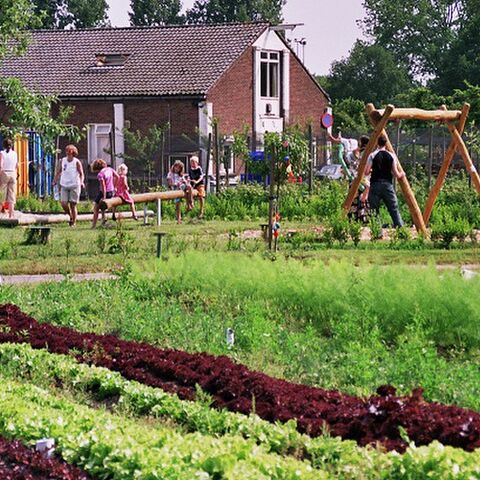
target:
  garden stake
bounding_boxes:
[154,232,167,258]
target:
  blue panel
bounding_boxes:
[249,151,265,161]
[45,153,54,196]
[24,132,55,197]
[240,173,269,184]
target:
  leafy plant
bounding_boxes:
[431,212,473,248]
[348,219,362,247]
[107,221,136,258]
[121,123,169,186]
[369,216,383,241]
[96,230,107,254]
[327,212,349,245]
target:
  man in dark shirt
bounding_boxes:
[364,135,405,228]
[188,155,205,219]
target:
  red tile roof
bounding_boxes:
[1,23,269,98]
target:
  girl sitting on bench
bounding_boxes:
[167,160,193,224]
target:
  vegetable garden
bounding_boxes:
[0,248,480,478]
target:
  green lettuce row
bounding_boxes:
[0,377,325,480]
[0,342,306,457]
[2,343,480,478]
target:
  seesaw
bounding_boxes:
[99,189,199,226]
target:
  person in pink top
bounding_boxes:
[113,163,138,220]
[91,159,119,228]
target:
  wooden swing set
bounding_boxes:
[343,102,479,235]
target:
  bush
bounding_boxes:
[348,220,362,247]
[431,211,473,249]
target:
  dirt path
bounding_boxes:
[0,272,116,285]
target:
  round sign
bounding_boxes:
[321,112,334,129]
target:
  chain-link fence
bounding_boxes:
[317,125,480,183]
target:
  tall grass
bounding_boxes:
[150,252,480,349]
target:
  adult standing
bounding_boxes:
[364,135,405,228]
[0,138,18,219]
[53,145,84,226]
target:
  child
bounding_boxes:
[167,160,193,224]
[188,155,205,219]
[114,163,138,221]
[91,159,118,229]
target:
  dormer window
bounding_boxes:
[93,54,129,68]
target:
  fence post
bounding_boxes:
[160,131,165,187]
[205,133,212,194]
[214,123,220,194]
[268,144,277,250]
[244,135,250,184]
[428,125,433,189]
[412,138,417,178]
[143,203,148,226]
[308,124,313,194]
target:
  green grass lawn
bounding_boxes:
[0,218,479,275]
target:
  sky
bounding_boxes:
[106,0,367,75]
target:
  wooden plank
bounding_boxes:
[0,210,153,227]
[343,103,394,212]
[100,189,198,210]
[423,103,469,224]
[374,108,462,122]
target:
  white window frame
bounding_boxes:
[260,50,280,99]
[88,123,113,165]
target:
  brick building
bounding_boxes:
[0,22,329,185]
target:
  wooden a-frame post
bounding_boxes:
[423,104,469,224]
[343,103,478,233]
[343,103,428,236]
[447,122,480,194]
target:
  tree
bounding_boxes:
[31,0,58,29]
[393,86,447,110]
[361,0,466,78]
[186,0,285,25]
[432,2,480,94]
[0,0,40,59]
[61,0,110,29]
[0,0,81,191]
[330,98,370,134]
[0,78,81,155]
[121,124,170,185]
[450,83,480,125]
[32,0,109,29]
[325,40,412,105]
[129,0,184,26]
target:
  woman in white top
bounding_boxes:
[53,145,84,226]
[0,138,18,219]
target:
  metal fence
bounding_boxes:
[324,125,480,183]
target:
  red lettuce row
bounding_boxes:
[1,304,479,453]
[0,436,90,480]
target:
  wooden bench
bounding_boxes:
[153,232,167,258]
[25,226,51,245]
